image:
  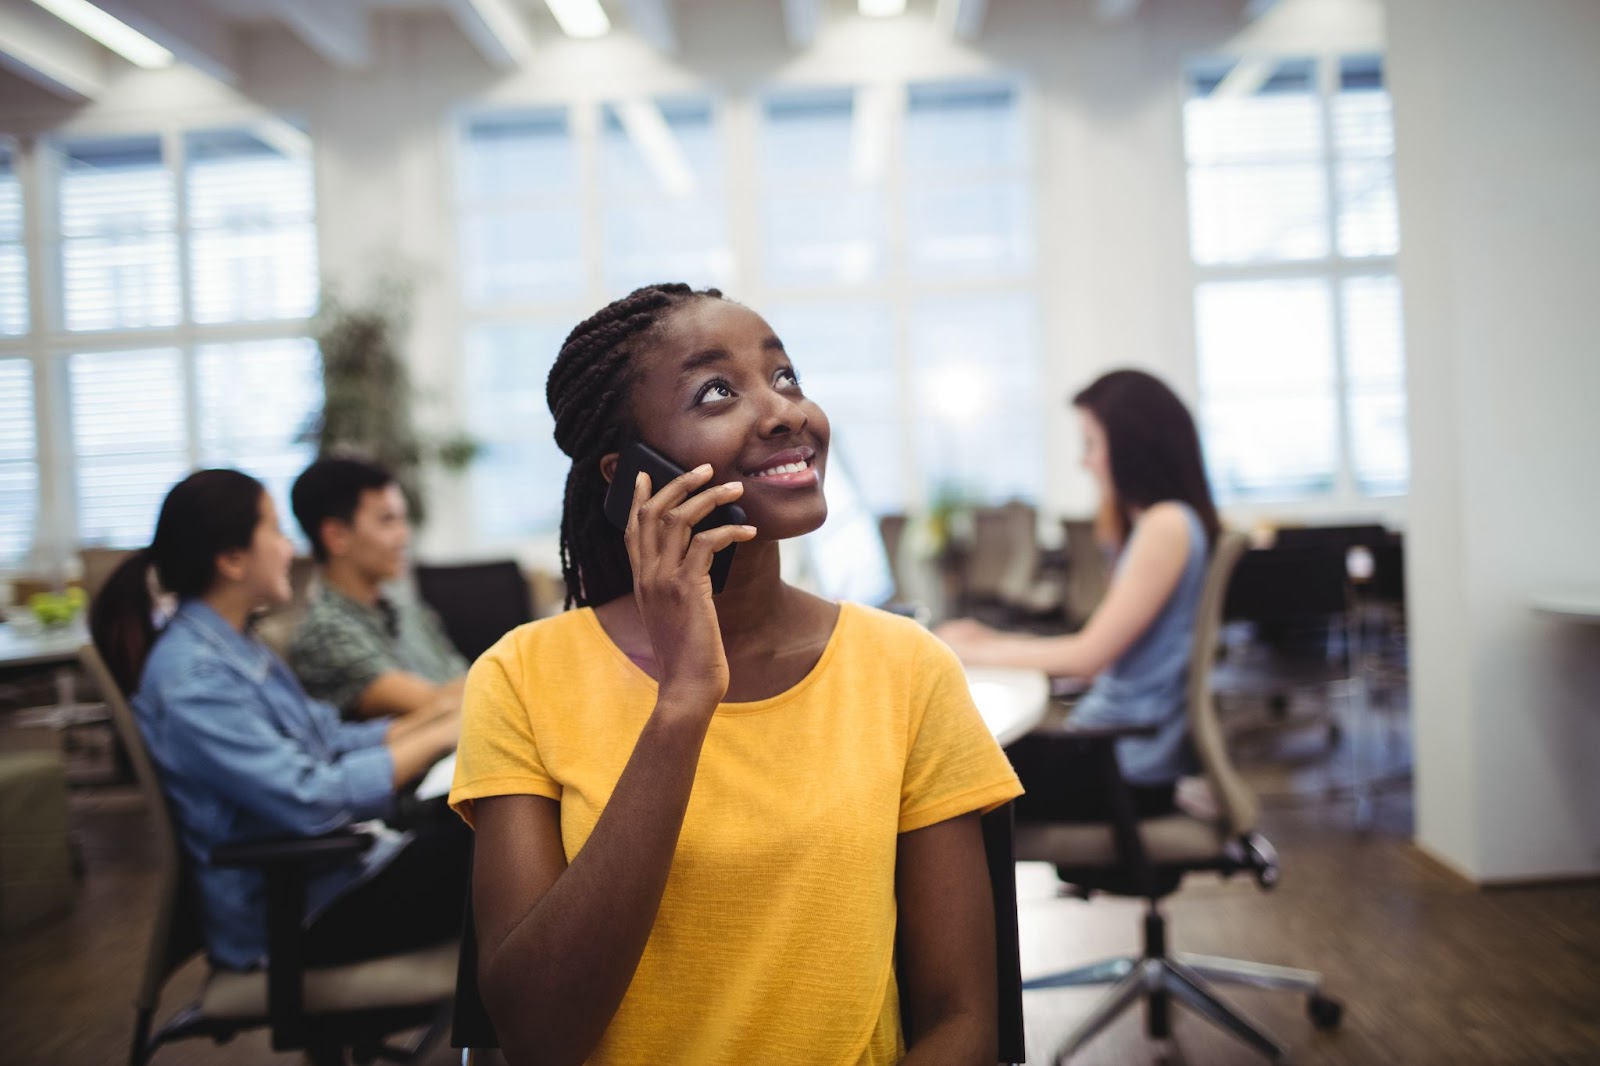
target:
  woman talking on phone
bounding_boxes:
[448,284,1022,1066]
[937,369,1221,823]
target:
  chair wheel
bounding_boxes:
[1308,993,1344,1029]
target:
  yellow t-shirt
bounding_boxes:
[449,601,1023,1066]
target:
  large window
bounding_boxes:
[0,124,320,566]
[761,78,1039,517]
[1184,55,1406,502]
[454,79,1040,543]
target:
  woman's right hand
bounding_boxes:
[623,465,756,711]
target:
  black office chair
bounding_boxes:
[452,805,1027,1064]
[83,644,458,1066]
[414,561,534,662]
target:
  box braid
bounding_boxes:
[546,283,725,608]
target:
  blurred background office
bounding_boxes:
[0,0,1597,1063]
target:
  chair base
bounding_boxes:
[1024,915,1340,1064]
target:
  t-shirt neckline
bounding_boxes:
[578,601,853,716]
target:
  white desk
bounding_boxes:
[0,621,88,670]
[1530,592,1600,625]
[415,666,1051,801]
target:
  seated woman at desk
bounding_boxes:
[937,369,1220,822]
[91,469,463,970]
[450,284,1023,1066]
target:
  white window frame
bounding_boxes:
[0,119,320,572]
[1185,53,1405,514]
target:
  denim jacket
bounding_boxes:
[133,599,401,969]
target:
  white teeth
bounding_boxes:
[753,460,808,477]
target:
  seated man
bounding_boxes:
[287,457,467,720]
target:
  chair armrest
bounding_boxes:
[211,826,375,868]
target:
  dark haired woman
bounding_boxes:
[449,285,1022,1066]
[90,469,464,971]
[937,369,1221,821]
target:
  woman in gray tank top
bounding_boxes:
[937,369,1220,821]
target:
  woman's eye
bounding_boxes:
[694,380,734,405]
[776,368,801,389]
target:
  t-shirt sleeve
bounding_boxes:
[899,633,1025,834]
[449,634,559,826]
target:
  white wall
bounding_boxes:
[0,0,1399,568]
[1391,0,1600,882]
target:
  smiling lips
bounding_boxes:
[745,448,820,487]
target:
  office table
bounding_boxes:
[0,620,88,671]
[415,665,1051,801]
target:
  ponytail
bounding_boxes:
[90,549,157,696]
[88,468,266,695]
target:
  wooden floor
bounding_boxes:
[3,718,1598,1065]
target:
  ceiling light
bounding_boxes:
[28,0,174,69]
[859,0,908,16]
[544,0,611,39]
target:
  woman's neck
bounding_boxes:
[201,585,259,633]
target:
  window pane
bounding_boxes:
[459,109,583,305]
[1342,275,1408,494]
[70,348,188,546]
[905,80,1026,173]
[1195,278,1338,499]
[0,360,38,566]
[1184,60,1328,265]
[58,135,180,331]
[762,190,884,285]
[760,88,856,182]
[196,337,322,538]
[765,304,902,514]
[909,294,1041,505]
[601,199,732,296]
[465,322,570,538]
[758,87,886,286]
[187,128,319,323]
[1333,82,1398,257]
[905,179,1032,278]
[599,97,731,295]
[0,143,25,336]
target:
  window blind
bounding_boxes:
[69,348,188,547]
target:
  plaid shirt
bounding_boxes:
[286,579,468,716]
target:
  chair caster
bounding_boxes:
[1307,993,1344,1030]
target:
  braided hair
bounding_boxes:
[547,283,724,608]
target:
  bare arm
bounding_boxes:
[472,465,755,1066]
[936,502,1194,678]
[897,813,998,1066]
[352,671,465,720]
[384,713,458,787]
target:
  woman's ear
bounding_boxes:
[214,548,248,584]
[599,452,620,485]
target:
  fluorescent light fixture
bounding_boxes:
[28,0,174,69]
[859,0,907,16]
[544,0,611,38]
[614,99,695,198]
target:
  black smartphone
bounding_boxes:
[603,438,748,594]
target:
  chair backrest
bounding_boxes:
[1060,518,1111,624]
[78,644,208,1011]
[965,505,1034,603]
[414,561,534,662]
[452,805,1027,1064]
[1183,532,1259,839]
